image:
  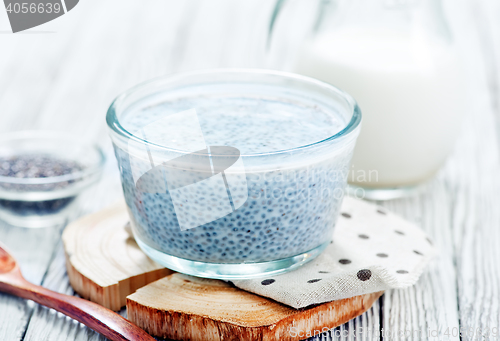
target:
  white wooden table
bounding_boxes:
[0,0,499,340]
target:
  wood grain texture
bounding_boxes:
[0,224,63,341]
[0,0,498,340]
[380,191,461,341]
[23,243,113,341]
[127,273,382,341]
[62,204,382,340]
[377,2,500,340]
[63,203,171,311]
[0,245,155,341]
[448,21,500,340]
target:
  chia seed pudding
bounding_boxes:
[107,70,361,278]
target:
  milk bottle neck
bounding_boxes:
[313,0,452,45]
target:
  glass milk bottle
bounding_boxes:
[269,0,466,199]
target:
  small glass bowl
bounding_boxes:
[0,131,105,228]
[107,69,361,279]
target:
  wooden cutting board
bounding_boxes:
[63,203,383,340]
[127,275,382,341]
[62,203,172,311]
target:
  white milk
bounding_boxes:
[294,27,466,188]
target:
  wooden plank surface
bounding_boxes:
[0,0,499,340]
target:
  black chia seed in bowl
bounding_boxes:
[0,132,105,228]
[107,70,361,279]
[0,155,84,215]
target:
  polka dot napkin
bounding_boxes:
[232,196,436,309]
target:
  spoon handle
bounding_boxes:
[0,276,155,341]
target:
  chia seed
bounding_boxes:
[114,92,355,264]
[0,155,84,215]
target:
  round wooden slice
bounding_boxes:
[62,202,172,311]
[63,202,383,340]
[127,273,383,341]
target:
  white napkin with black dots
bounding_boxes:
[232,196,436,309]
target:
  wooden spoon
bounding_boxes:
[0,243,155,341]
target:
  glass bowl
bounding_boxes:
[107,69,361,279]
[0,131,105,228]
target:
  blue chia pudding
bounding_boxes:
[108,73,360,268]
